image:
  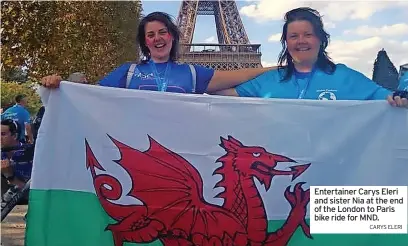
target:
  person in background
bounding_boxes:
[41,12,276,94]
[31,106,45,143]
[1,119,34,219]
[1,119,33,194]
[1,95,34,143]
[1,119,22,196]
[215,7,407,108]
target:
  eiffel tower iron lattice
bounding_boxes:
[176,0,263,70]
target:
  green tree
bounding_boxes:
[372,49,399,90]
[1,67,29,83]
[1,81,42,115]
[1,1,142,83]
[1,1,56,79]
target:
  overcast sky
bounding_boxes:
[142,0,408,78]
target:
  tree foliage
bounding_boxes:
[1,1,142,83]
[1,81,42,115]
[372,49,399,91]
[1,67,28,83]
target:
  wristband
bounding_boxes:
[393,90,408,99]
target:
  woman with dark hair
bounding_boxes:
[137,12,181,64]
[216,7,407,108]
[41,12,275,94]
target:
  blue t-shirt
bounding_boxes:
[236,64,391,100]
[1,104,30,141]
[99,61,215,94]
[398,73,408,91]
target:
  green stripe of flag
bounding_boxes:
[25,190,408,246]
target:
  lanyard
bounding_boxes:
[297,67,316,99]
[149,60,172,92]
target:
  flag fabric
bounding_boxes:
[26,82,408,246]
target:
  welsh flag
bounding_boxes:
[26,82,408,246]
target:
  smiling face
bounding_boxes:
[144,21,173,63]
[286,20,321,66]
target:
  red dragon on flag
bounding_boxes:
[85,135,312,246]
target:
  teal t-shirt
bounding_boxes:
[236,64,391,100]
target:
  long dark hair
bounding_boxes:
[137,12,180,63]
[278,7,336,81]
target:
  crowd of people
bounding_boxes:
[1,7,408,217]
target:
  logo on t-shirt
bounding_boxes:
[317,89,337,100]
[135,72,154,80]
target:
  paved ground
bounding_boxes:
[1,205,27,246]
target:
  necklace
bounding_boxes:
[148,60,172,92]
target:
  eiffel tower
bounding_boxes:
[176,0,263,70]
